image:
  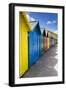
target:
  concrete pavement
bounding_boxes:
[23,45,58,78]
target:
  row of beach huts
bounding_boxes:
[19,12,58,77]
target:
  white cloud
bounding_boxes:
[46,20,56,25]
[26,14,35,22]
[47,21,52,24]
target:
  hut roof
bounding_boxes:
[29,21,38,30]
[40,28,44,34]
[43,28,46,36]
[48,30,58,39]
[43,28,58,39]
[20,12,32,31]
[29,21,41,34]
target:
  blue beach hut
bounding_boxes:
[28,21,41,68]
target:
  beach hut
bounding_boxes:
[43,29,48,51]
[47,32,49,49]
[51,33,54,46]
[19,12,31,77]
[40,34,44,55]
[43,29,46,51]
[46,32,49,50]
[52,33,56,46]
[48,32,56,48]
[47,32,50,49]
[28,21,41,68]
[53,33,58,45]
[40,28,44,55]
[49,31,54,47]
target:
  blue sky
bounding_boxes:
[26,12,58,33]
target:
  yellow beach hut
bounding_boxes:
[19,12,31,77]
[47,31,50,49]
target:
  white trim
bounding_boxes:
[14,6,63,84]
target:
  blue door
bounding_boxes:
[37,35,39,58]
[28,32,34,68]
[28,31,40,68]
[33,32,39,62]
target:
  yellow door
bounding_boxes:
[19,13,28,77]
